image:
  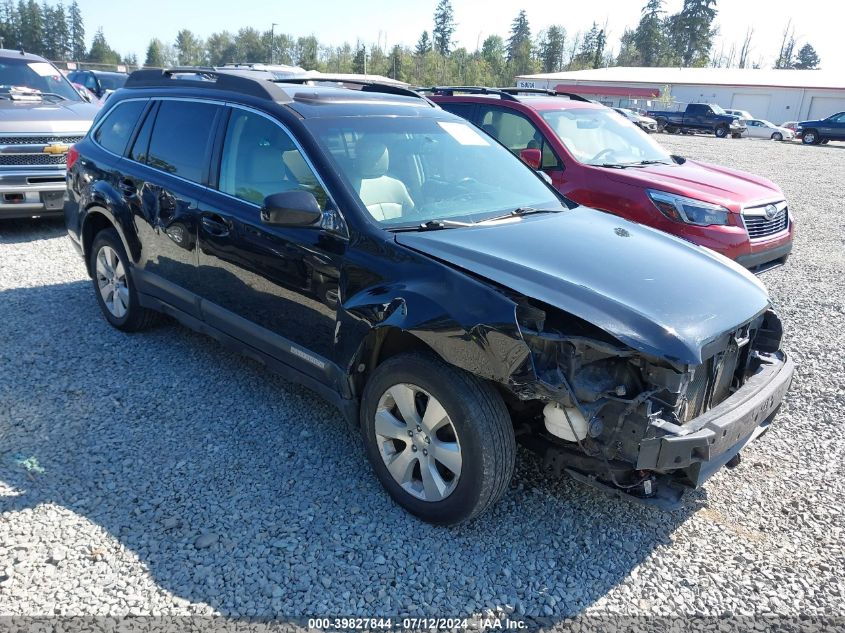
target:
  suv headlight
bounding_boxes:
[647,190,730,226]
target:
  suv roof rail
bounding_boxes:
[279,76,434,105]
[423,86,592,103]
[124,67,292,103]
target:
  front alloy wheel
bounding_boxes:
[374,384,462,502]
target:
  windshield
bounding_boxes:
[0,58,80,101]
[710,104,726,115]
[98,74,127,91]
[541,108,672,166]
[305,115,562,228]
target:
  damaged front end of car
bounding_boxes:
[507,300,794,509]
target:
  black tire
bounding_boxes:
[90,228,159,332]
[666,125,678,134]
[360,352,515,525]
[771,132,783,141]
[821,139,829,144]
[656,119,667,133]
[731,132,742,138]
[802,129,819,145]
[715,125,729,138]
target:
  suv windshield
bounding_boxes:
[0,57,80,101]
[305,115,562,228]
[541,108,672,167]
[97,74,127,90]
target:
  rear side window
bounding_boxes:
[146,101,220,184]
[93,100,146,156]
[439,103,475,120]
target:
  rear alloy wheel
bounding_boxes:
[715,125,729,138]
[802,130,819,144]
[360,353,515,525]
[90,228,158,331]
[771,132,783,141]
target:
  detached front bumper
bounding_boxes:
[637,351,794,487]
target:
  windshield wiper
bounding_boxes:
[480,207,560,223]
[389,219,475,232]
[635,159,673,166]
[8,91,69,102]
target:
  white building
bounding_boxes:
[514,67,845,124]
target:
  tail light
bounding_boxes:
[66,145,80,170]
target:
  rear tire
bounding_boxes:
[715,125,729,138]
[360,352,515,525]
[666,125,678,134]
[90,228,158,332]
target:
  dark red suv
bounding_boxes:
[429,88,794,271]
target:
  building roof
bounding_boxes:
[516,67,845,91]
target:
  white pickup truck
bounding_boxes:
[0,49,99,219]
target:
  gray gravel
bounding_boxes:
[0,135,844,625]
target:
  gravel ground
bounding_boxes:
[0,135,844,628]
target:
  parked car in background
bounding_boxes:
[646,103,746,138]
[67,70,128,100]
[743,119,794,141]
[780,121,799,132]
[613,107,658,133]
[796,112,845,145]
[65,69,794,523]
[0,48,99,219]
[429,87,792,271]
[725,108,754,120]
[71,82,100,104]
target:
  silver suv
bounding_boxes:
[0,49,99,219]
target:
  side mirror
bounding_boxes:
[519,148,542,170]
[261,190,322,227]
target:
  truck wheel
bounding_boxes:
[666,125,678,134]
[715,125,729,138]
[802,130,819,144]
[90,228,159,332]
[656,119,667,133]
[771,132,783,141]
[360,352,515,525]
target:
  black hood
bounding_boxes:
[395,207,770,364]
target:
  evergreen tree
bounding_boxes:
[414,31,431,56]
[18,0,43,53]
[616,28,641,66]
[506,9,535,76]
[793,43,820,69]
[432,0,455,56]
[352,43,366,74]
[87,28,120,64]
[667,0,718,67]
[774,21,796,69]
[0,1,22,50]
[144,38,166,67]
[572,22,600,69]
[388,44,403,79]
[67,0,84,59]
[174,29,203,65]
[633,0,666,66]
[538,25,566,73]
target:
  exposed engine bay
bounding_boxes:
[508,299,790,508]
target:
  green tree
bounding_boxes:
[235,27,264,62]
[481,34,506,84]
[415,31,432,56]
[205,31,237,66]
[67,0,84,59]
[352,43,366,74]
[388,44,403,80]
[87,28,120,64]
[667,0,717,67]
[432,0,455,56]
[174,29,204,65]
[296,35,319,69]
[633,0,666,66]
[616,28,641,66]
[793,43,820,69]
[18,0,43,53]
[0,1,22,50]
[538,25,566,73]
[144,38,167,67]
[507,9,535,76]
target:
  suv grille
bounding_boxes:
[0,135,83,145]
[0,154,67,166]
[742,202,789,241]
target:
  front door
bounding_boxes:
[196,107,347,388]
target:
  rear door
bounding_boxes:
[120,98,224,317]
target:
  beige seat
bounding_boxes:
[354,140,414,221]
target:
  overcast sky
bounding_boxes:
[76,0,842,72]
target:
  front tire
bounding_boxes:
[772,132,783,141]
[802,130,819,144]
[90,228,158,332]
[360,353,515,525]
[715,125,729,138]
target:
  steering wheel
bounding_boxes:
[590,148,619,163]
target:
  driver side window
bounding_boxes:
[478,107,560,170]
[219,109,328,210]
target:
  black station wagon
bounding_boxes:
[65,69,793,524]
